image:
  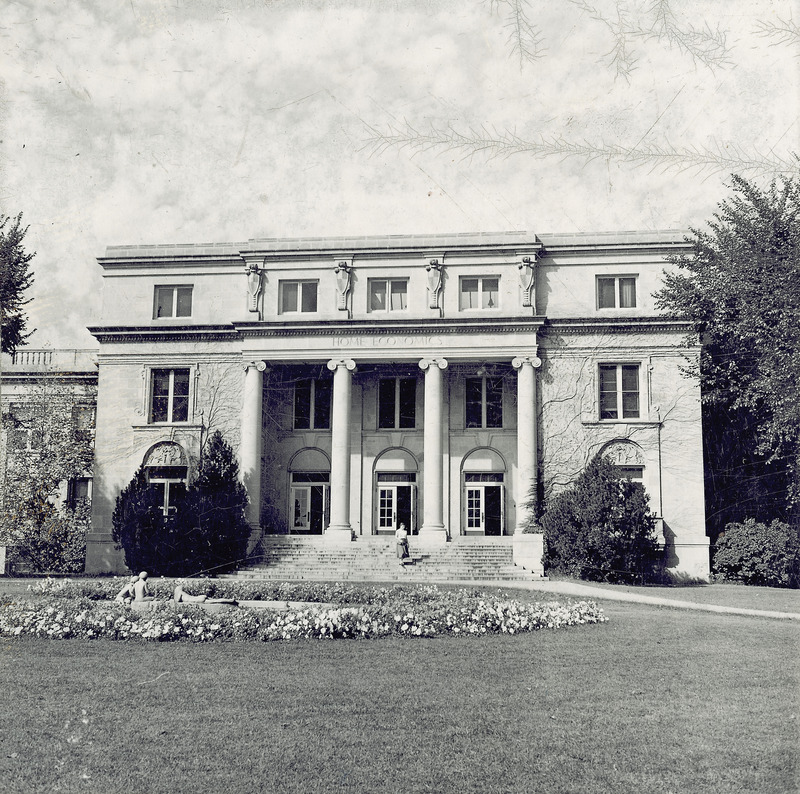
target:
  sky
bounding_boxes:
[1,0,797,349]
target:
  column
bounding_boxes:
[241,360,267,529]
[512,355,542,533]
[419,357,448,542]
[325,358,356,541]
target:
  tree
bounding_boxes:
[112,431,250,576]
[539,454,661,583]
[0,213,35,355]
[0,379,95,572]
[655,174,800,536]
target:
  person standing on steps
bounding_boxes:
[395,522,410,565]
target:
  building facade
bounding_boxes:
[0,349,98,572]
[85,231,709,578]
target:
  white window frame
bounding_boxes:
[279,280,318,314]
[460,276,500,311]
[149,368,191,424]
[153,285,193,319]
[598,363,641,421]
[596,276,637,309]
[368,278,409,313]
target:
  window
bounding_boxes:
[280,281,318,314]
[465,377,503,428]
[597,277,636,309]
[154,286,193,319]
[294,378,332,430]
[369,279,408,312]
[147,466,187,516]
[150,369,190,423]
[66,477,92,509]
[616,466,644,482]
[460,277,499,310]
[599,364,640,420]
[378,378,416,429]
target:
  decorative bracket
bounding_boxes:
[425,258,443,310]
[333,259,352,311]
[517,254,537,308]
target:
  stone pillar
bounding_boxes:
[512,355,542,533]
[419,357,448,542]
[241,361,267,530]
[326,358,356,541]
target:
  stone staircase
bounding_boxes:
[222,535,541,582]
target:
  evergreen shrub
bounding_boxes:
[713,518,800,588]
[540,454,663,583]
[112,432,250,576]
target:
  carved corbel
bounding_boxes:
[517,254,537,308]
[334,259,353,311]
[426,258,443,310]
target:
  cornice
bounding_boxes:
[87,325,240,344]
[541,316,695,336]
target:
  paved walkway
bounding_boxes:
[3,577,800,620]
[452,578,800,621]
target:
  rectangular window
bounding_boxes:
[280,281,318,314]
[147,467,187,515]
[150,369,190,423]
[599,364,640,420]
[597,277,637,309]
[378,378,416,429]
[465,377,503,428]
[153,286,193,319]
[369,279,408,312]
[66,477,92,508]
[460,277,499,310]
[294,379,332,429]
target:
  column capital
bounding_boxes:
[418,357,448,371]
[243,360,268,372]
[512,355,541,369]
[327,358,356,372]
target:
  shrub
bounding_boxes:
[540,454,663,583]
[713,519,800,588]
[112,432,251,577]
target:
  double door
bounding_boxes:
[465,484,504,536]
[377,483,416,534]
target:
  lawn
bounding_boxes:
[1,602,797,794]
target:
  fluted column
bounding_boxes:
[241,360,267,529]
[512,355,542,533]
[419,357,448,542]
[325,358,356,541]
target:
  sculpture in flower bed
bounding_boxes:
[1,585,607,641]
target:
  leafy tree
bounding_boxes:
[540,454,662,583]
[0,379,94,572]
[112,432,250,576]
[655,174,800,537]
[0,213,35,354]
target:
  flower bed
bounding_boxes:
[2,585,607,642]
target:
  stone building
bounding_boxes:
[0,348,98,572]
[84,231,709,578]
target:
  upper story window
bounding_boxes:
[154,286,193,319]
[369,279,408,312]
[465,377,503,428]
[294,378,332,430]
[150,369,190,423]
[460,277,499,310]
[378,378,416,429]
[280,281,318,314]
[599,364,640,420]
[597,276,636,309]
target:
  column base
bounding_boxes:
[324,526,354,543]
[418,525,448,544]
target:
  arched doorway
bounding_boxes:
[373,448,419,535]
[142,441,188,516]
[288,448,330,534]
[461,448,507,536]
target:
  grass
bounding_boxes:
[1,602,797,793]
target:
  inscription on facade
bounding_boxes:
[333,334,443,348]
